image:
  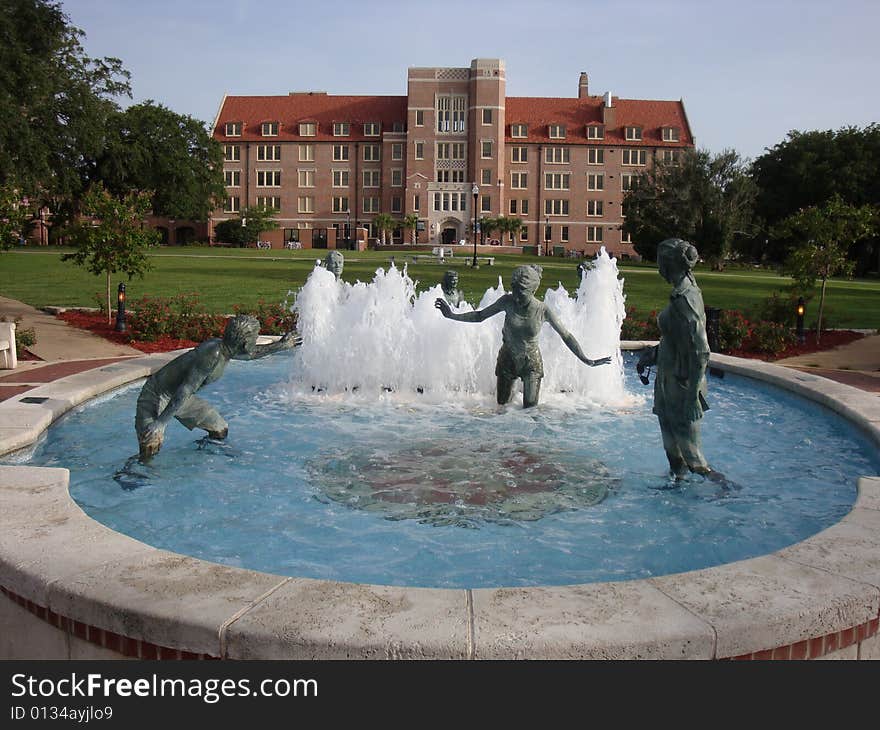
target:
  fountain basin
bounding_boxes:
[1,348,879,660]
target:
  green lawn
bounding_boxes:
[2,247,878,329]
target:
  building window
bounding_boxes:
[391,196,402,213]
[298,122,316,137]
[481,168,492,185]
[257,196,281,211]
[587,173,604,191]
[363,144,380,161]
[393,121,405,132]
[545,147,570,164]
[520,227,528,242]
[437,142,450,160]
[332,170,350,187]
[625,126,642,141]
[436,170,450,183]
[415,110,424,126]
[481,195,491,213]
[224,122,242,137]
[224,196,240,213]
[588,148,604,165]
[621,229,632,244]
[413,195,420,211]
[299,144,314,162]
[257,170,281,187]
[363,170,380,187]
[257,145,281,161]
[224,170,240,187]
[262,122,279,137]
[437,96,450,132]
[284,229,300,244]
[587,226,603,242]
[391,143,403,161]
[549,124,566,139]
[662,126,680,142]
[622,149,647,166]
[561,226,569,243]
[544,173,570,190]
[587,200,604,217]
[511,147,528,163]
[451,170,465,183]
[415,141,424,159]
[587,125,604,140]
[391,169,403,187]
[224,145,240,161]
[509,199,517,214]
[298,196,314,213]
[333,122,350,137]
[362,197,379,213]
[521,199,529,215]
[481,141,492,159]
[298,169,315,187]
[511,172,527,189]
[333,145,350,161]
[333,196,350,213]
[453,96,465,132]
[482,108,492,125]
[621,174,640,191]
[364,122,380,136]
[544,199,569,216]
[659,149,681,163]
[511,123,527,138]
[452,142,465,160]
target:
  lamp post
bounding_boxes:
[796,297,806,344]
[346,211,351,250]
[115,283,126,333]
[472,183,479,268]
[544,217,550,257]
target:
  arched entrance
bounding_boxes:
[439,218,461,246]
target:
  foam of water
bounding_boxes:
[291,248,631,407]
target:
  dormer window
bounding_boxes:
[393,121,405,133]
[511,123,528,138]
[224,122,242,137]
[662,126,680,142]
[262,121,279,137]
[333,122,350,136]
[549,124,566,139]
[586,124,604,140]
[625,126,642,141]
[298,122,316,136]
[364,122,380,136]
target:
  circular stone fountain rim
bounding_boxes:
[1,346,878,660]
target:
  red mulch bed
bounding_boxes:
[724,329,866,361]
[57,310,201,353]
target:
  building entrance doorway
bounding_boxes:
[441,227,457,246]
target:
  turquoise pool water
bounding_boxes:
[9,352,877,589]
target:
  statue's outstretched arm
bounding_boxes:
[236,331,303,361]
[435,296,506,323]
[545,307,612,367]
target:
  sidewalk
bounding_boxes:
[774,333,880,393]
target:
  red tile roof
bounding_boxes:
[504,96,693,146]
[215,94,408,142]
[214,93,693,146]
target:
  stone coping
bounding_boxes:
[0,346,878,659]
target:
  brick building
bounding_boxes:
[211,58,694,257]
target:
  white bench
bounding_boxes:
[0,321,17,369]
[431,247,453,259]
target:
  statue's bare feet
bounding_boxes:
[207,427,229,441]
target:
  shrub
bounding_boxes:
[129,293,225,342]
[620,307,660,341]
[745,320,796,355]
[717,310,750,351]
[233,300,297,336]
[756,291,799,326]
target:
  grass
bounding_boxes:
[2,246,879,329]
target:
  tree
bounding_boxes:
[772,195,876,343]
[213,206,278,247]
[373,213,396,244]
[63,184,160,323]
[479,216,499,243]
[96,101,226,221]
[495,216,523,245]
[402,213,420,244]
[0,0,130,211]
[0,185,34,251]
[751,125,880,269]
[622,149,757,269]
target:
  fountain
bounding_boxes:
[1,248,878,660]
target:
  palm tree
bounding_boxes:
[480,216,499,244]
[373,213,396,245]
[402,213,419,244]
[495,216,523,245]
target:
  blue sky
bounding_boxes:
[65,0,879,160]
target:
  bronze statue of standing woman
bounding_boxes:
[637,238,723,481]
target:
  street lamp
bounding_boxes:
[115,283,126,333]
[472,183,479,268]
[346,211,351,250]
[544,217,550,257]
[796,297,806,344]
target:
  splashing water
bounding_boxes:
[291,248,631,407]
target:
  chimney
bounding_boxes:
[578,72,589,99]
[602,91,616,127]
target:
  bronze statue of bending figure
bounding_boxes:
[435,264,611,408]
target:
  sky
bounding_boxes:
[63,0,879,161]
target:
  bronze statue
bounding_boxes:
[324,250,344,280]
[135,315,300,461]
[435,264,611,408]
[440,270,464,307]
[636,238,721,481]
